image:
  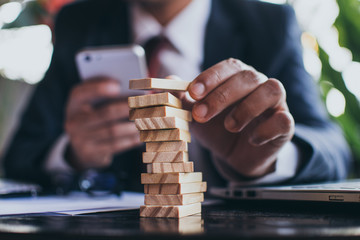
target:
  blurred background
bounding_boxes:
[0,0,359,176]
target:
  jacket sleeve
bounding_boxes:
[2,1,139,191]
[2,7,79,189]
[266,5,352,183]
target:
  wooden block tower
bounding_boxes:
[129,78,207,218]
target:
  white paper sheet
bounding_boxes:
[0,191,144,215]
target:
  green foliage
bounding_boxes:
[318,0,360,168]
[336,0,360,62]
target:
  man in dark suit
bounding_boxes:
[3,0,351,192]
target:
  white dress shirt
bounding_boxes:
[45,0,300,186]
[131,0,209,81]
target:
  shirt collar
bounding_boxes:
[131,0,212,66]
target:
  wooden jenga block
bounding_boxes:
[128,92,182,109]
[140,203,201,218]
[130,78,190,91]
[141,172,202,184]
[130,106,192,121]
[143,151,188,163]
[135,117,189,131]
[140,129,191,142]
[146,141,188,152]
[144,193,204,206]
[140,214,203,233]
[147,162,194,173]
[144,182,207,194]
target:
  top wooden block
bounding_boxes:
[130,78,190,91]
[128,92,182,109]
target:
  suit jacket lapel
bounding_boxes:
[203,0,246,71]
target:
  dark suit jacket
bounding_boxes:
[3,0,352,191]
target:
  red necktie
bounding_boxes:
[143,36,170,78]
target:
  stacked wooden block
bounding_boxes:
[128,78,207,218]
[140,213,204,233]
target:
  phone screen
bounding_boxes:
[75,44,148,97]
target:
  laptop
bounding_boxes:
[210,179,360,203]
[0,179,41,198]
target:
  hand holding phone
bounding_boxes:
[65,45,147,170]
[65,79,142,170]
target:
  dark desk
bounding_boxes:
[0,200,360,240]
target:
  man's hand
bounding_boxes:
[186,58,295,178]
[65,78,141,170]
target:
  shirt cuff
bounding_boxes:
[229,141,300,187]
[44,134,74,173]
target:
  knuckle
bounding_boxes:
[226,58,242,69]
[208,68,223,86]
[265,79,286,98]
[241,70,261,85]
[213,89,231,105]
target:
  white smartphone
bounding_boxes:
[75,44,147,96]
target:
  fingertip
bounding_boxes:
[104,82,121,94]
[189,82,205,99]
[85,77,121,95]
[88,78,120,96]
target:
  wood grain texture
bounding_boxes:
[135,117,189,131]
[144,182,207,194]
[128,92,182,109]
[129,106,192,121]
[140,129,191,142]
[143,151,188,163]
[130,78,190,91]
[141,172,202,184]
[146,141,188,152]
[144,193,204,205]
[140,203,201,218]
[147,162,194,173]
[140,214,203,233]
